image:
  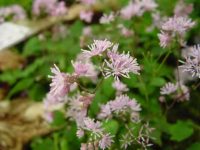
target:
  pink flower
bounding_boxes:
[77,128,85,138]
[118,25,134,37]
[98,104,112,119]
[98,95,141,121]
[112,80,129,94]
[0,5,26,21]
[99,134,113,150]
[72,61,90,75]
[83,117,103,134]
[48,64,76,97]
[82,39,113,57]
[32,0,56,16]
[51,1,67,16]
[160,82,178,95]
[140,0,157,11]
[174,0,193,17]
[100,12,115,24]
[110,95,141,113]
[158,31,171,48]
[162,16,195,35]
[180,45,200,78]
[120,1,142,20]
[104,52,140,80]
[80,10,93,23]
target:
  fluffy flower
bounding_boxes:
[140,0,157,11]
[104,51,140,80]
[83,117,103,135]
[76,128,85,138]
[112,80,129,94]
[72,61,90,76]
[174,0,193,17]
[32,0,55,16]
[32,0,67,16]
[99,134,113,150]
[160,82,178,95]
[98,95,141,121]
[82,39,113,57]
[158,31,172,48]
[120,1,142,19]
[48,64,77,97]
[80,10,93,23]
[100,12,115,24]
[161,16,195,35]
[50,1,67,16]
[0,5,26,21]
[180,45,200,78]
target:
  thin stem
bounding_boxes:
[155,50,171,74]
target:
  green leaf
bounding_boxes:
[102,120,119,136]
[150,77,165,87]
[169,121,194,142]
[51,111,66,126]
[187,142,200,150]
[8,78,33,98]
[31,138,54,150]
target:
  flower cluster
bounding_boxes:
[158,15,195,48]
[179,45,200,78]
[104,51,140,80]
[98,94,141,122]
[78,117,113,150]
[160,82,190,102]
[32,0,67,17]
[0,5,26,22]
[120,0,157,20]
[43,64,77,121]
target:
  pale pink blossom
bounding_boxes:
[48,64,77,97]
[158,31,171,48]
[72,61,90,76]
[0,5,26,21]
[180,45,200,78]
[160,82,178,95]
[32,0,67,17]
[162,16,195,35]
[120,1,142,19]
[99,133,113,150]
[32,0,56,16]
[98,95,141,121]
[80,10,93,23]
[140,0,157,11]
[51,1,67,16]
[77,128,85,138]
[100,12,115,24]
[83,117,103,134]
[112,80,129,94]
[174,0,193,17]
[104,52,140,80]
[118,25,134,37]
[82,39,113,57]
